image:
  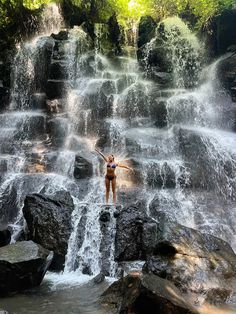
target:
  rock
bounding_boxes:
[47,117,69,147]
[0,85,9,111]
[22,191,74,271]
[33,37,54,93]
[31,93,47,110]
[142,211,236,299]
[51,31,69,41]
[138,17,201,88]
[205,288,236,306]
[151,99,168,128]
[101,273,197,314]
[125,158,187,189]
[48,60,68,80]
[0,241,52,296]
[218,53,236,102]
[18,114,46,140]
[113,211,119,218]
[83,90,113,120]
[0,229,11,247]
[115,204,151,261]
[227,45,236,53]
[176,126,236,196]
[201,9,236,57]
[74,154,93,179]
[99,211,110,223]
[107,14,124,54]
[93,272,105,284]
[138,16,157,48]
[0,182,18,226]
[46,79,71,100]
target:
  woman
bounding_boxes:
[95,148,133,204]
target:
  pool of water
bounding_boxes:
[0,273,115,314]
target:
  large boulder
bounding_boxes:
[176,126,236,198]
[74,154,93,179]
[22,191,74,270]
[0,181,18,226]
[137,17,201,88]
[201,9,236,57]
[218,52,236,103]
[115,204,153,261]
[0,229,11,247]
[0,84,9,112]
[107,14,124,54]
[138,16,157,48]
[142,212,236,302]
[101,272,197,314]
[0,241,52,296]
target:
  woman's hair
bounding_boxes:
[108,154,114,161]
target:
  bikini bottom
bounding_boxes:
[105,174,116,181]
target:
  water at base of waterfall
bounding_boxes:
[0,273,115,314]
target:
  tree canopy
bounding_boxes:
[0,0,235,49]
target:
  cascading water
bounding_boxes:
[1,11,236,290]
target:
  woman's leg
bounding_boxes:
[105,177,110,204]
[112,177,117,204]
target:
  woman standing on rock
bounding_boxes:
[95,148,133,205]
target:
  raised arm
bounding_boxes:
[95,148,108,162]
[117,163,133,171]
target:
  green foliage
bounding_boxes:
[0,0,235,43]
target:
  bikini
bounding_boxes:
[106,163,117,181]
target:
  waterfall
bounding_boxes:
[1,13,235,281]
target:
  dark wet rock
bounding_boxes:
[127,158,186,188]
[0,241,52,296]
[49,60,68,80]
[151,99,168,128]
[0,229,11,247]
[82,264,92,275]
[99,207,114,276]
[120,84,151,118]
[143,211,236,298]
[32,37,54,93]
[218,53,236,102]
[0,183,18,226]
[101,273,197,314]
[115,204,152,261]
[138,17,201,88]
[51,31,69,41]
[176,126,236,195]
[0,85,9,111]
[93,272,105,284]
[47,117,69,147]
[113,211,119,218]
[19,114,46,140]
[99,211,110,223]
[84,91,113,120]
[108,14,124,54]
[138,16,157,48]
[149,70,173,85]
[22,191,74,271]
[201,9,236,57]
[46,79,71,100]
[74,155,93,179]
[31,93,47,110]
